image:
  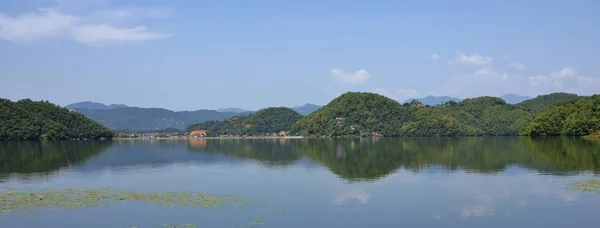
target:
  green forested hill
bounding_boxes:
[183,92,597,138]
[290,92,411,137]
[187,107,302,136]
[290,93,538,137]
[400,97,534,136]
[244,107,303,134]
[0,99,113,140]
[520,95,600,136]
[515,92,581,112]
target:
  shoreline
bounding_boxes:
[112,135,600,141]
[113,136,305,140]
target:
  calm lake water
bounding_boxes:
[1,137,600,228]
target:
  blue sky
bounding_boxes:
[1,0,598,111]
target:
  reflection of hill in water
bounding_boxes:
[0,141,111,181]
[187,138,300,167]
[188,137,600,181]
[2,137,599,182]
[70,140,234,172]
[292,137,600,180]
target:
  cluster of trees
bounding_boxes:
[290,92,412,137]
[0,99,113,141]
[521,95,600,136]
[399,97,534,136]
[186,107,302,136]
[182,92,598,138]
[290,92,598,137]
[515,92,581,112]
[290,93,535,137]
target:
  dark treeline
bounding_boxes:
[187,107,302,136]
[0,99,113,141]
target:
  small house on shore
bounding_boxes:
[190,130,207,137]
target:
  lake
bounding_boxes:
[1,137,599,228]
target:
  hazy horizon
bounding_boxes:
[1,0,599,111]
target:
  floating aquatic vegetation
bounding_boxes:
[0,188,250,215]
[247,221,266,227]
[570,178,600,193]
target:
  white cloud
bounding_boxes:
[549,67,576,78]
[527,67,600,94]
[451,53,493,66]
[72,25,169,44]
[509,63,526,70]
[0,9,76,43]
[438,62,600,98]
[428,53,441,60]
[503,54,526,70]
[102,8,171,20]
[331,68,370,85]
[0,7,169,45]
[528,67,577,87]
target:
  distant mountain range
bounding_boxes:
[65,101,128,110]
[217,107,253,113]
[74,107,238,131]
[404,94,531,106]
[404,96,462,106]
[500,93,531,104]
[292,103,322,115]
[65,101,322,131]
[217,104,321,115]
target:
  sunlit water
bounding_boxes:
[1,137,599,227]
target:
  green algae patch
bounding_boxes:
[0,188,250,215]
[570,178,600,193]
[247,221,266,227]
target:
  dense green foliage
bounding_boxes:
[515,92,581,112]
[521,95,600,136]
[186,107,302,136]
[291,92,411,137]
[290,93,536,137]
[244,107,303,133]
[0,99,114,140]
[400,97,534,136]
[76,107,238,131]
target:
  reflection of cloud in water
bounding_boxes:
[436,173,582,219]
[333,186,371,205]
[461,197,494,218]
[331,170,423,206]
[461,203,494,218]
[558,193,578,203]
